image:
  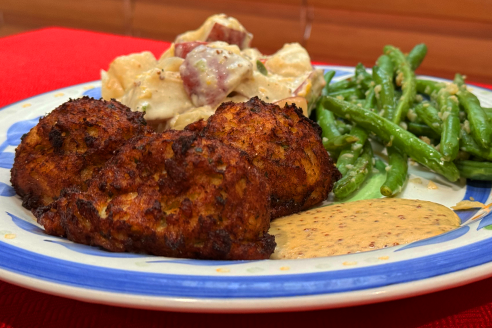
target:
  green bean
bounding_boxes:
[414,102,442,134]
[316,102,341,139]
[416,79,444,97]
[364,87,376,110]
[483,107,492,121]
[394,90,403,104]
[376,54,407,196]
[407,122,441,139]
[377,55,394,77]
[375,56,396,118]
[349,99,366,106]
[328,88,363,100]
[459,110,467,123]
[457,87,492,148]
[453,73,465,88]
[322,96,460,182]
[336,126,368,176]
[322,134,359,151]
[459,129,492,161]
[333,141,373,198]
[375,159,387,172]
[407,105,424,124]
[329,79,354,93]
[455,160,492,181]
[384,46,416,125]
[407,43,428,71]
[354,63,373,92]
[373,65,396,119]
[406,104,421,123]
[335,120,351,135]
[323,70,336,94]
[436,88,460,161]
[381,147,408,197]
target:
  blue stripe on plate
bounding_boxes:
[395,226,470,252]
[322,68,353,80]
[477,212,492,230]
[82,87,102,99]
[2,233,492,298]
[0,183,15,197]
[456,180,492,223]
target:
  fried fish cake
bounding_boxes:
[194,97,341,218]
[11,97,150,210]
[35,131,275,260]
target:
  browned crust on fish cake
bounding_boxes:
[193,97,341,218]
[10,97,150,210]
[35,131,275,260]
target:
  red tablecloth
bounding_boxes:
[1,28,492,328]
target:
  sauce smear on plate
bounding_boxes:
[270,198,460,259]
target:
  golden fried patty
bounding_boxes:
[35,131,275,260]
[192,97,341,218]
[11,97,150,210]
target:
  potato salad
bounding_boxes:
[101,14,325,131]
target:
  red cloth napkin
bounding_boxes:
[1,27,492,328]
[0,28,170,108]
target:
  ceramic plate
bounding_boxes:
[1,66,492,313]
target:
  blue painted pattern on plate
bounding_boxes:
[456,180,492,223]
[147,259,256,266]
[477,212,492,231]
[0,116,41,170]
[0,183,15,197]
[322,68,352,79]
[0,152,14,169]
[8,212,56,237]
[82,87,102,99]
[395,226,470,252]
[44,240,145,258]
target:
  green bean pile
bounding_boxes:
[315,43,492,199]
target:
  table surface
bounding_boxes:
[1,27,492,328]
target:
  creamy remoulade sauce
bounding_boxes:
[269,198,461,259]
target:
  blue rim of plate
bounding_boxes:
[0,66,492,300]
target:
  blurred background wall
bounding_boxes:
[1,0,492,83]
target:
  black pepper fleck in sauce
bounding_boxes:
[269,198,460,259]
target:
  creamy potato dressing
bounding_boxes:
[270,198,461,259]
[101,14,325,130]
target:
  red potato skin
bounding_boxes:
[189,97,341,218]
[35,131,275,260]
[206,23,250,49]
[174,41,208,58]
[179,45,251,107]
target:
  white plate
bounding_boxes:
[1,66,492,313]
